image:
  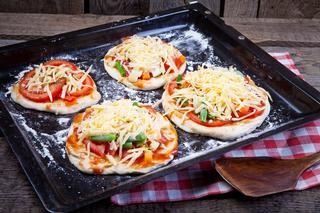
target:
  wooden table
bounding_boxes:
[0,13,319,212]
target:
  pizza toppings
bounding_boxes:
[115,61,126,77]
[18,60,94,103]
[90,133,118,142]
[176,74,183,84]
[164,66,271,126]
[19,69,66,103]
[104,36,186,83]
[67,99,178,172]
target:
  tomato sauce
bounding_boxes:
[92,168,103,174]
[64,99,78,107]
[133,81,144,88]
[73,113,84,123]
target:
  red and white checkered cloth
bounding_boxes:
[111,52,320,205]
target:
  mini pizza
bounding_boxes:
[66,99,178,174]
[162,66,271,140]
[103,36,186,90]
[11,60,101,114]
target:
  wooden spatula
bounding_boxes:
[214,152,320,197]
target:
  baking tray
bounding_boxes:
[0,2,320,212]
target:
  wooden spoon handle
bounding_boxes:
[297,152,320,171]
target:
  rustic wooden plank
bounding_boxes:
[0,0,84,14]
[0,13,133,37]
[1,11,320,213]
[149,0,221,16]
[262,47,320,91]
[224,18,320,45]
[2,117,320,212]
[1,14,320,212]
[259,0,320,18]
[77,188,320,212]
[223,0,259,17]
[1,14,319,46]
[0,138,46,212]
[189,0,221,16]
[149,0,185,13]
[89,0,150,15]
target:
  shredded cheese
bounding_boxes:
[105,36,182,81]
[166,66,271,122]
[106,155,117,166]
[77,100,174,166]
[25,63,93,102]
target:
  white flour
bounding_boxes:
[49,54,78,61]
[159,24,221,70]
[57,117,71,126]
[9,111,69,166]
[2,23,283,173]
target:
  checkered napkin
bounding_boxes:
[111,52,320,205]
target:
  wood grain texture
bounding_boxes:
[188,0,221,16]
[0,0,84,14]
[0,13,133,37]
[89,0,149,15]
[223,0,259,17]
[0,137,46,213]
[0,14,319,46]
[149,0,185,13]
[0,13,320,212]
[259,0,320,18]
[224,18,320,45]
[149,0,221,16]
[215,154,320,197]
[262,47,320,91]
[2,138,320,212]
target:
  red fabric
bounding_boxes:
[111,52,320,205]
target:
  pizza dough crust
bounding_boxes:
[162,89,270,140]
[67,137,176,175]
[104,60,186,90]
[66,108,178,174]
[10,83,101,114]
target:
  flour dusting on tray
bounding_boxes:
[158,24,221,70]
[8,111,69,168]
[0,22,290,181]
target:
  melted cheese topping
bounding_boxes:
[105,36,182,81]
[76,99,175,166]
[166,66,271,121]
[25,63,92,102]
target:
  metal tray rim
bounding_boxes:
[1,3,320,212]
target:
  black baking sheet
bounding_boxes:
[0,3,320,212]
